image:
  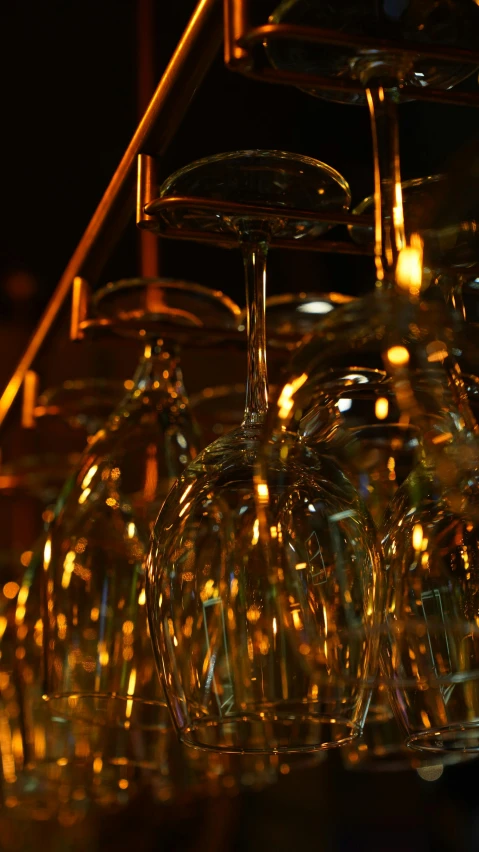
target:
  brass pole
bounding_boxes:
[0,0,222,429]
[137,0,160,278]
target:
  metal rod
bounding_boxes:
[137,154,158,228]
[0,0,222,429]
[21,371,40,430]
[223,0,250,68]
[70,277,90,342]
[241,23,479,66]
[154,227,372,256]
[145,195,373,228]
[240,67,479,108]
[137,0,160,277]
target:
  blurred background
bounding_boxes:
[1,1,479,849]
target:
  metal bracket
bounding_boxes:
[0,0,223,430]
[224,0,479,107]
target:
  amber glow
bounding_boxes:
[375,397,389,420]
[396,235,423,297]
[81,464,98,490]
[256,481,269,503]
[277,373,308,420]
[412,524,423,551]
[387,346,409,366]
[3,583,19,600]
[21,370,39,428]
[426,341,449,363]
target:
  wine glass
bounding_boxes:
[0,380,126,822]
[266,0,479,427]
[267,0,479,106]
[349,173,479,376]
[43,278,240,770]
[146,150,384,754]
[191,292,356,447]
[298,370,420,528]
[341,685,472,774]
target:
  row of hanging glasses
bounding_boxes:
[3,0,479,831]
[0,282,339,826]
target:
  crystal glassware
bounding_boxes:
[43,279,240,770]
[147,151,384,754]
[267,0,479,106]
[257,3,479,758]
[341,686,470,774]
[191,292,356,447]
[349,173,479,326]
[0,380,125,821]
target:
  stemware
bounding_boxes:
[267,0,479,106]
[43,279,240,769]
[191,292,356,447]
[349,173,479,366]
[258,2,479,758]
[340,686,469,774]
[0,380,125,821]
[147,150,384,754]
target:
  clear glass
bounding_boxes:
[191,293,357,447]
[147,151,384,754]
[260,3,479,757]
[382,451,479,753]
[349,174,479,329]
[43,279,240,769]
[341,686,471,773]
[267,0,479,105]
[0,381,130,821]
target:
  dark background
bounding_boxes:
[1,2,479,850]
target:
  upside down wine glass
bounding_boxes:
[0,380,126,821]
[147,150,384,754]
[43,279,239,770]
[265,0,479,752]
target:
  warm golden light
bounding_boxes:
[78,487,91,505]
[127,668,137,697]
[426,341,449,363]
[375,397,389,420]
[252,518,259,546]
[3,582,19,600]
[277,373,308,420]
[43,538,52,571]
[256,481,269,502]
[17,585,29,607]
[179,483,193,505]
[81,464,98,490]
[396,238,423,296]
[387,346,409,366]
[412,524,424,551]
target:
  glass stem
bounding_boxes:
[364,81,405,288]
[241,237,269,427]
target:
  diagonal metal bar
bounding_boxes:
[0,0,222,429]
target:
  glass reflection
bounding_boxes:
[147,152,383,754]
[43,279,239,770]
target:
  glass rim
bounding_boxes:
[92,277,241,320]
[159,148,352,208]
[352,173,446,217]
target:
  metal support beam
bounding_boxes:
[0,0,222,429]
